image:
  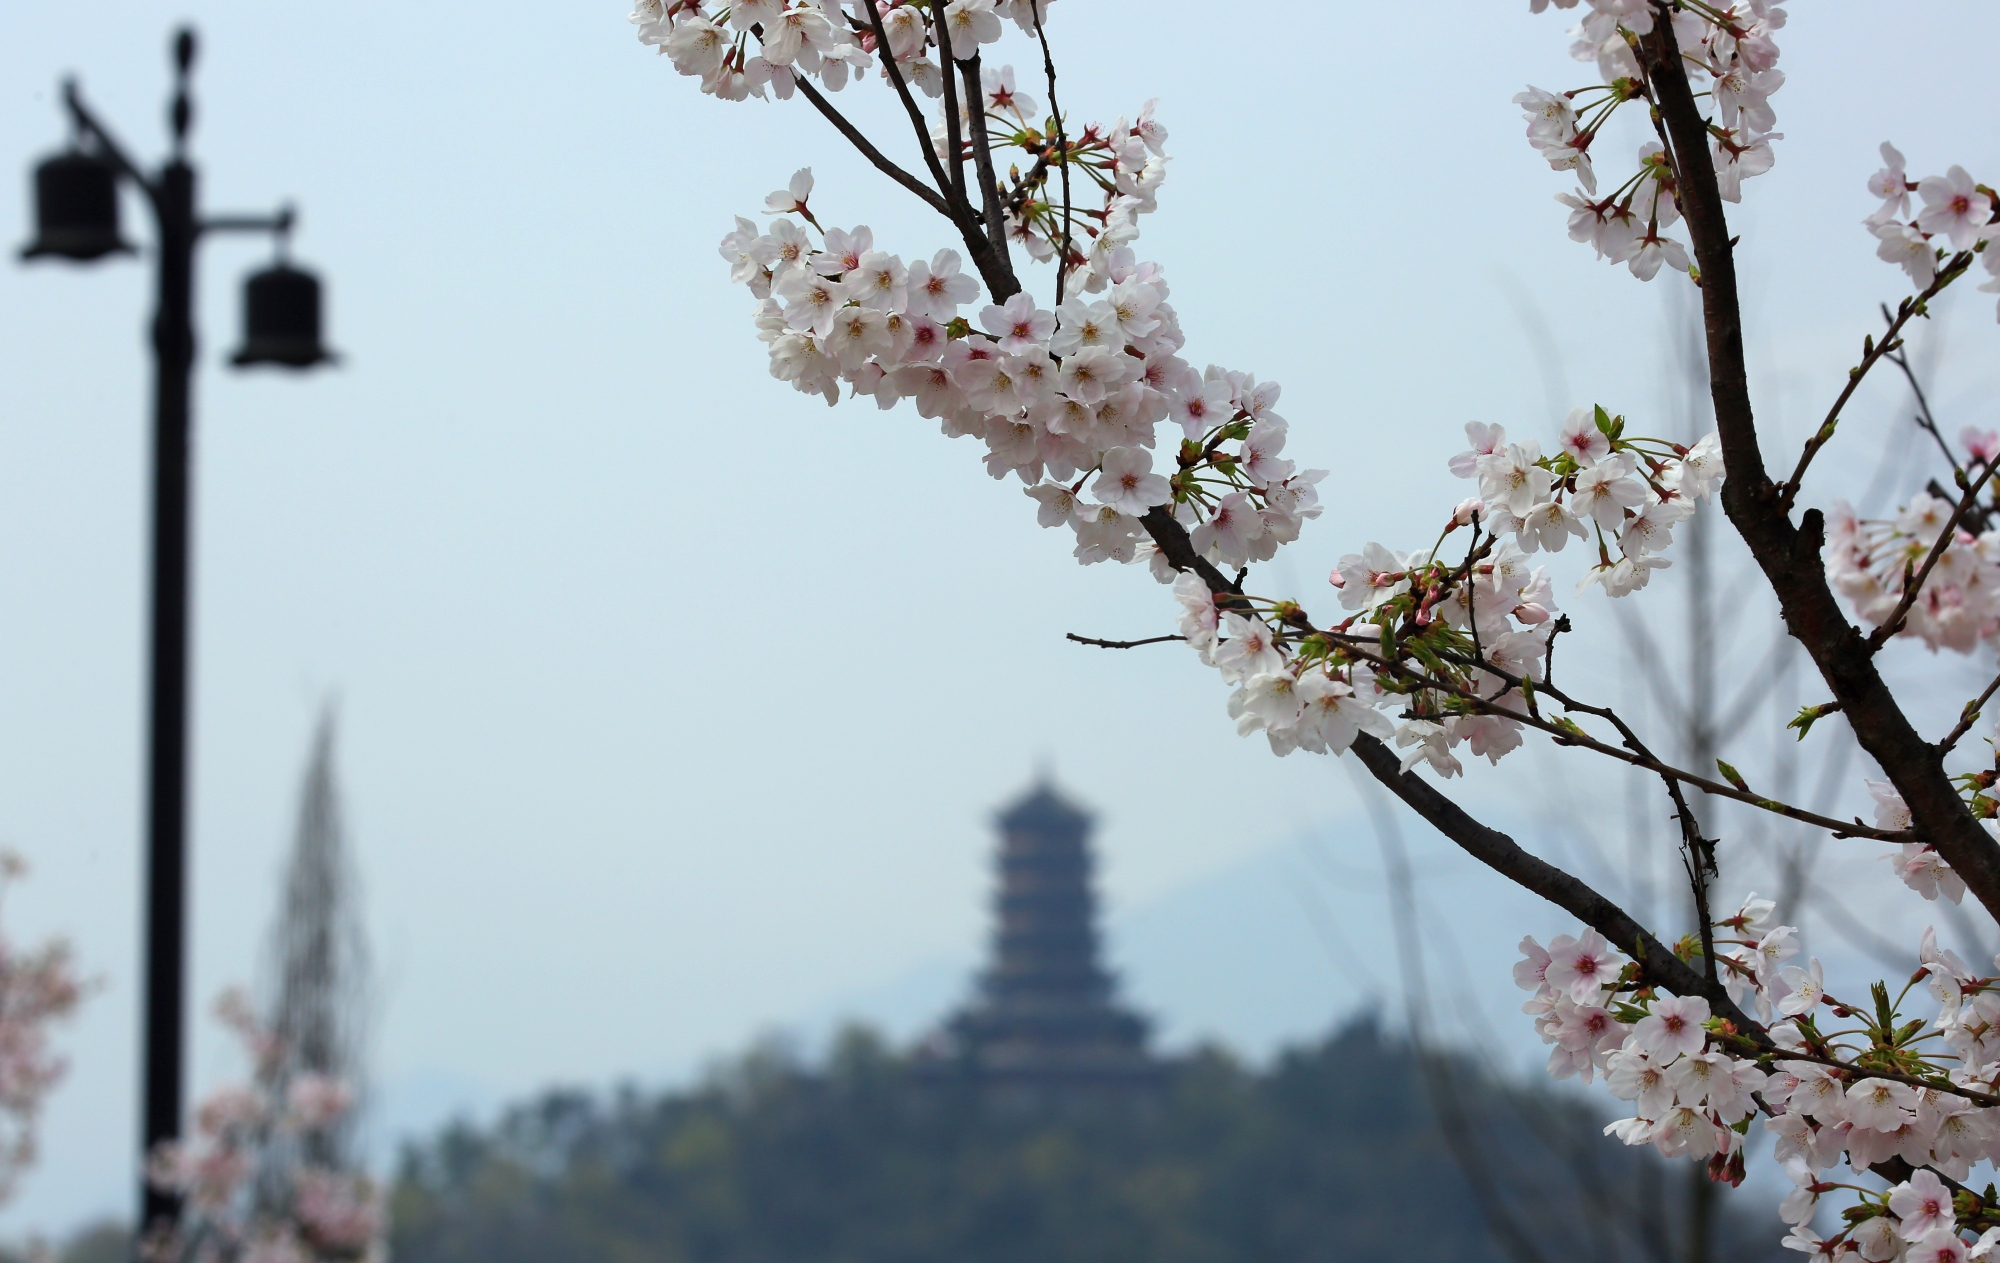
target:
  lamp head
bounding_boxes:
[231,262,337,369]
[19,149,134,262]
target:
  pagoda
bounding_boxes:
[936,779,1159,1103]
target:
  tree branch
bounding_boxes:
[1938,668,2000,756]
[1324,635,1907,843]
[1065,632,1182,649]
[930,0,968,202]
[1347,730,1751,1024]
[1635,14,2000,921]
[1029,2,1074,305]
[1884,302,1966,488]
[790,75,951,217]
[1778,273,1969,514]
[955,51,1013,267]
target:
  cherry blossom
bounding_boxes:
[1918,167,1995,252]
[148,993,382,1263]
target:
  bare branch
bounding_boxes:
[1778,270,1972,514]
[955,52,1013,265]
[1938,667,2000,755]
[1064,632,1182,649]
[1884,302,1966,487]
[790,75,951,218]
[854,2,957,205]
[1029,3,1074,305]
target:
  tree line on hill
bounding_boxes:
[387,1015,1788,1263]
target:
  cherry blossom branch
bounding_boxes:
[1778,264,1974,515]
[789,74,951,217]
[1064,632,1182,649]
[1761,1045,2000,1111]
[1866,451,2000,650]
[1636,15,2000,921]
[1939,669,2000,756]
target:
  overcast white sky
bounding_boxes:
[2,0,1998,1240]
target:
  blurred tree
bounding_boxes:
[390,1020,1784,1263]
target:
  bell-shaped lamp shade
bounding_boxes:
[231,263,337,369]
[20,150,134,262]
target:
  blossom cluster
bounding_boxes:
[1170,408,1723,777]
[630,0,1050,103]
[1828,486,2000,653]
[0,851,83,1207]
[719,160,1328,578]
[1522,904,2000,1262]
[1519,0,1785,280]
[146,991,382,1263]
[1864,146,1999,318]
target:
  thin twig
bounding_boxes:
[1779,264,1974,513]
[1325,633,1910,843]
[1883,301,1963,484]
[1028,1,1072,306]
[1064,632,1182,649]
[1661,773,1720,993]
[1939,668,2000,755]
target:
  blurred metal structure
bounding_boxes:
[17,27,335,1242]
[257,709,369,1188]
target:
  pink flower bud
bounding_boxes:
[1326,567,1345,588]
[1451,497,1485,528]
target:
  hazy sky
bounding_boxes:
[3,0,1998,1238]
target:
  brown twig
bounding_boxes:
[1778,267,1971,514]
[1939,668,2000,755]
[1028,1,1073,306]
[1883,301,1965,486]
[1064,632,1182,649]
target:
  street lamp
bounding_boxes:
[18,26,336,1241]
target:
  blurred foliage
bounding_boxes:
[390,1016,1786,1263]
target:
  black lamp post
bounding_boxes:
[18,27,335,1241]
